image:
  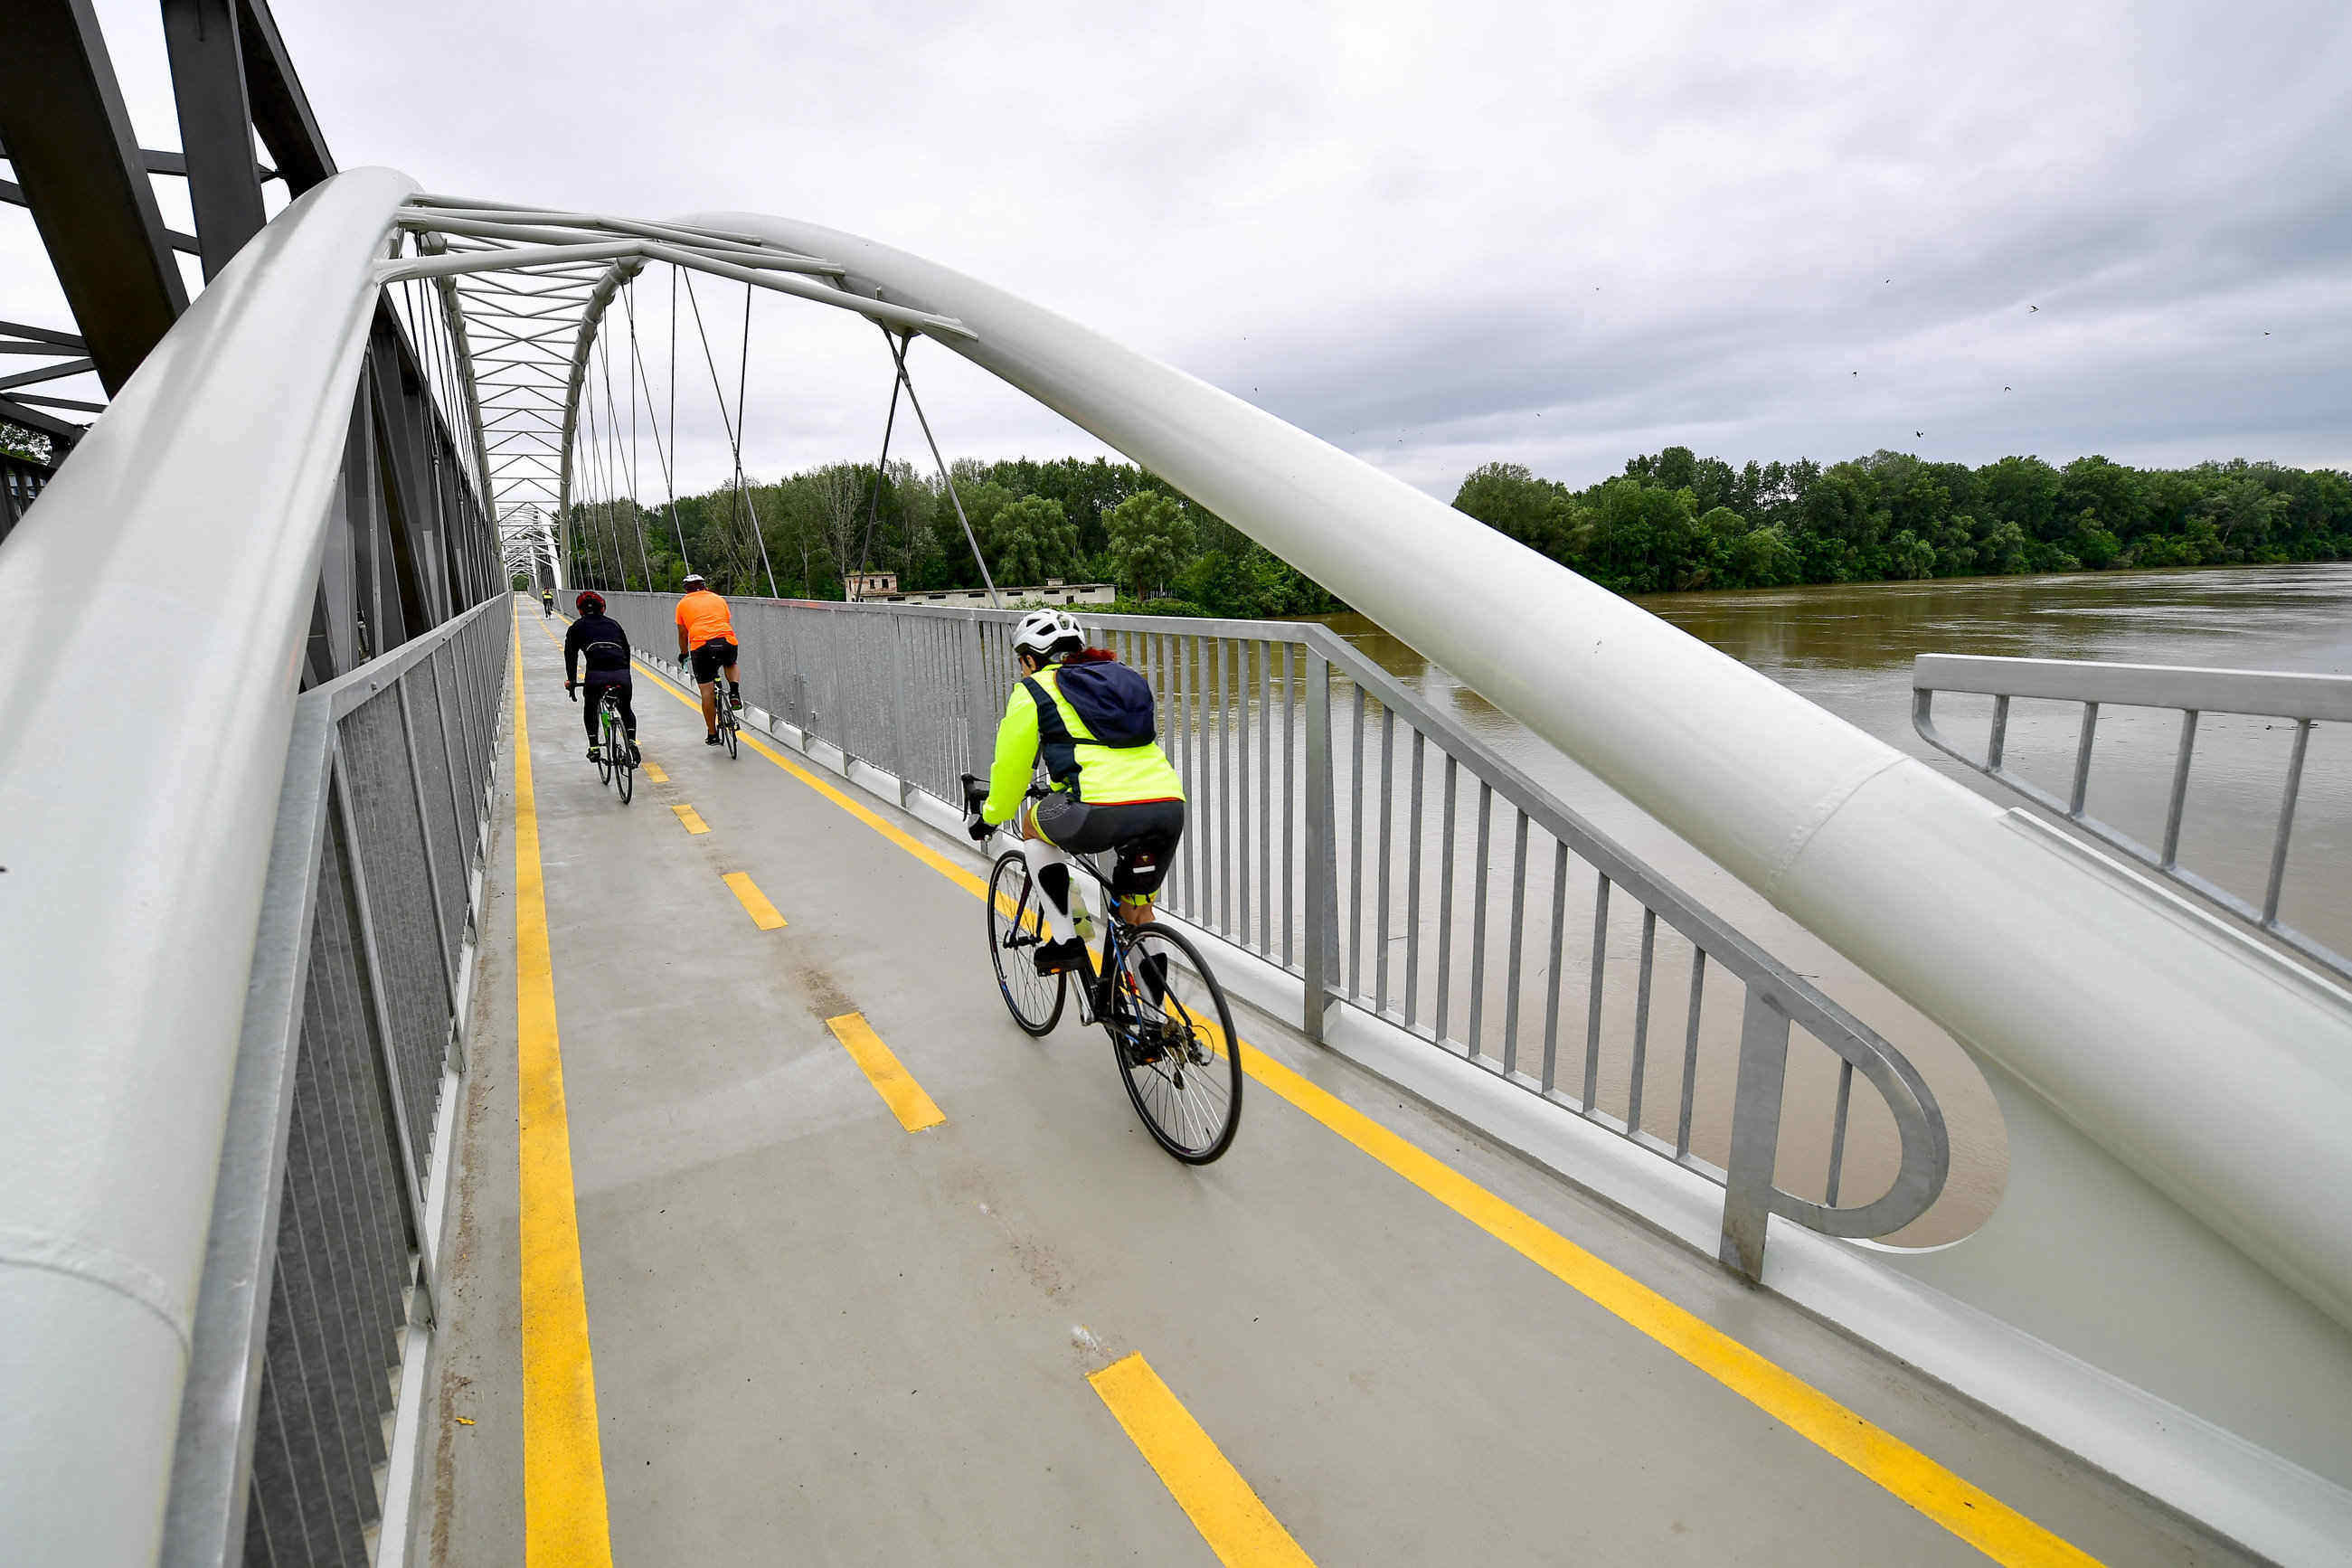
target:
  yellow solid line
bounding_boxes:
[509,612,616,1567]
[723,870,788,930]
[1090,1353,1318,1568]
[642,760,667,783]
[671,802,709,835]
[826,1012,946,1131]
[649,655,2103,1567]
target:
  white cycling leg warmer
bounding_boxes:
[1019,835,1075,944]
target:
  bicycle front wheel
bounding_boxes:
[723,704,740,759]
[1108,923,1242,1164]
[986,849,1065,1035]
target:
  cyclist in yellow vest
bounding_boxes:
[968,609,1186,975]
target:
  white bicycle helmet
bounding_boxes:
[1012,608,1085,658]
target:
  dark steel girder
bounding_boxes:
[163,0,269,280]
[0,0,190,392]
[234,0,335,193]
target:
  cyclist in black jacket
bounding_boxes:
[563,590,639,763]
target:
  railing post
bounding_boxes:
[1302,648,1341,1043]
[885,612,912,806]
[963,613,992,776]
[1718,987,1791,1280]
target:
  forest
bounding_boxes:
[1451,448,2352,593]
[561,455,1339,618]
[561,445,2352,611]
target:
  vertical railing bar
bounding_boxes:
[1501,808,1529,1076]
[2262,718,2312,925]
[391,682,459,1005]
[1826,1057,1855,1208]
[1986,693,2011,772]
[1259,639,1273,955]
[1348,685,1367,996]
[1374,704,1394,1015]
[1219,638,1235,934]
[1174,632,1193,909]
[1404,729,1425,1028]
[323,746,434,1288]
[1282,640,1297,970]
[1582,876,1610,1112]
[1236,638,1252,943]
[1301,647,1339,1041]
[1467,780,1492,1060]
[1540,839,1568,1093]
[1627,908,1657,1137]
[2068,700,2100,817]
[2161,709,2199,868]
[1435,753,1458,1044]
[1677,951,1706,1159]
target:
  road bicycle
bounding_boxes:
[968,779,1242,1164]
[572,683,636,804]
[684,648,741,760]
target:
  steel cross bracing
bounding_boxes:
[382,197,974,592]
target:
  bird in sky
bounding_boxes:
[2005,386,2013,392]
[2029,305,2039,313]
[1915,430,1923,438]
[1852,370,1859,376]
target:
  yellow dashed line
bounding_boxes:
[1090,1353,1318,1567]
[826,1012,946,1131]
[723,870,788,930]
[642,760,667,783]
[671,803,709,835]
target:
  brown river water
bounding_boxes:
[1312,562,2352,1244]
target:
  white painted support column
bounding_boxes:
[0,167,417,1563]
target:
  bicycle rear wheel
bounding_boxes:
[721,692,741,759]
[985,849,1065,1035]
[613,725,634,804]
[592,722,613,785]
[1108,923,1242,1163]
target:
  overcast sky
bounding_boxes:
[6,0,2348,499]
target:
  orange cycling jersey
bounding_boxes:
[675,589,734,648]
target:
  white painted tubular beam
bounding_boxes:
[0,166,418,1563]
[704,211,2352,1349]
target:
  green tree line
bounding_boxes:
[1453,447,2352,593]
[563,455,1341,618]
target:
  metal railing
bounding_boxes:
[1914,653,2352,983]
[163,598,511,1566]
[607,592,1950,1276]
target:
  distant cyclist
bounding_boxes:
[968,609,1185,975]
[541,588,555,618]
[564,590,638,763]
[674,571,740,747]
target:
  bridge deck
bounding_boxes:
[420,607,2242,1565]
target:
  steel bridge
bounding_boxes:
[5,8,2352,1566]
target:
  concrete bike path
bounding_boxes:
[421,605,2246,1566]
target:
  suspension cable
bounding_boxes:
[597,317,653,587]
[681,269,780,598]
[622,279,690,571]
[880,327,999,609]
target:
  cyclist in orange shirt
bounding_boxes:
[674,571,741,745]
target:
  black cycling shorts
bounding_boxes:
[1033,795,1186,901]
[690,638,738,683]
